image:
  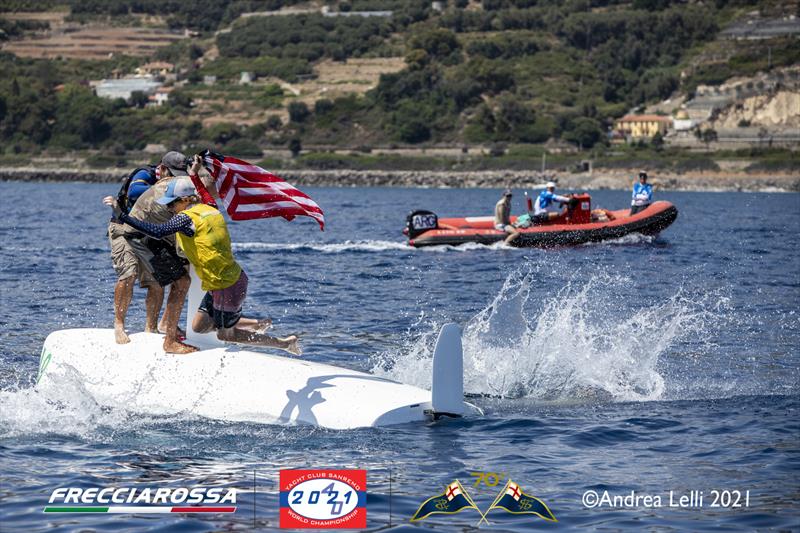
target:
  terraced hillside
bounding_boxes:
[1,10,185,59]
[0,0,796,172]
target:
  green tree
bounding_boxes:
[168,90,192,109]
[288,137,302,157]
[288,101,310,123]
[397,119,431,144]
[464,103,496,142]
[1,78,54,145]
[701,128,717,151]
[266,115,283,130]
[463,59,514,94]
[217,13,392,61]
[314,99,334,115]
[129,90,149,109]
[224,138,262,157]
[184,120,203,140]
[53,84,111,146]
[408,28,461,61]
[404,49,430,70]
[494,94,535,142]
[563,117,604,150]
[207,122,241,145]
[391,100,433,143]
[651,131,664,150]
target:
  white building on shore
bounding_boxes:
[94,77,162,100]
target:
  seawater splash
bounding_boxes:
[233,240,410,254]
[0,366,127,439]
[581,233,657,246]
[233,236,669,256]
[233,240,511,254]
[0,362,209,440]
[372,268,726,402]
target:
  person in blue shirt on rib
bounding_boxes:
[630,171,655,215]
[532,182,571,223]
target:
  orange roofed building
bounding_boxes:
[614,114,672,139]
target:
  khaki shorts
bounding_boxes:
[108,222,157,288]
[495,223,515,233]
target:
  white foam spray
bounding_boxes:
[372,267,724,402]
[233,240,511,254]
[0,365,129,439]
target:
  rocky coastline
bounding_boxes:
[1,167,797,192]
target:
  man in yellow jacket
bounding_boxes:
[112,177,300,355]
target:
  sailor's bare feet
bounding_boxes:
[163,340,198,354]
[281,335,301,356]
[114,325,130,344]
[159,325,187,339]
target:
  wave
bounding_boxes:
[233,240,514,254]
[371,267,727,403]
[0,367,129,439]
[0,266,734,438]
[580,233,657,246]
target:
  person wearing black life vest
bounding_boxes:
[103,151,196,353]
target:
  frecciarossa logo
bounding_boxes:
[279,470,366,529]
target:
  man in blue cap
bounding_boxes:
[103,151,196,353]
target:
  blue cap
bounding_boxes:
[157,178,197,205]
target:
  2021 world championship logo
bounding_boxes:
[279,470,366,529]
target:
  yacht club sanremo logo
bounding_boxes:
[279,469,366,529]
[410,472,556,526]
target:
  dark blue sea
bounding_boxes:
[0,182,798,531]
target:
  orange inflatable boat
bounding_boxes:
[404,193,678,248]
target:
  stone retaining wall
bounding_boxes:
[1,167,797,192]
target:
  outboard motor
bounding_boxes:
[406,210,438,239]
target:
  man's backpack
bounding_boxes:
[116,165,157,215]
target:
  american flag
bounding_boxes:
[200,150,324,230]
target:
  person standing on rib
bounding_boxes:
[105,152,325,355]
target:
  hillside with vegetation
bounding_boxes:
[0,0,797,175]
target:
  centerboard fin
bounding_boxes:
[431,323,464,417]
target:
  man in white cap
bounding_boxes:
[494,189,520,244]
[103,151,194,351]
[533,181,571,223]
[110,174,300,355]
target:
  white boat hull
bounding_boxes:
[37,327,477,429]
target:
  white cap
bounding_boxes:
[546,181,556,188]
